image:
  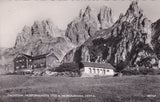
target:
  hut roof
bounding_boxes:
[81,62,115,70]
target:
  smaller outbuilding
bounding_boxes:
[80,62,115,77]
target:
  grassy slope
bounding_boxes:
[0,75,160,102]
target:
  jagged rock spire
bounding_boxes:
[81,5,93,21]
[15,19,64,48]
[118,1,152,46]
[98,6,114,29]
[65,5,115,46]
[125,1,143,22]
[83,6,91,17]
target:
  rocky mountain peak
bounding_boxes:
[79,9,84,18]
[121,1,152,46]
[98,6,114,29]
[65,5,114,46]
[126,1,143,18]
[31,19,64,37]
[15,19,64,48]
[22,25,30,33]
[83,5,91,16]
[80,5,94,22]
[129,1,139,12]
[65,5,98,46]
[63,1,159,71]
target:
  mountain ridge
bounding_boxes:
[0,1,160,74]
[62,1,160,71]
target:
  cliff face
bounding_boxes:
[98,6,114,29]
[15,20,65,48]
[124,1,152,45]
[62,1,158,70]
[65,6,114,46]
[152,19,160,59]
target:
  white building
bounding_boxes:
[80,62,115,77]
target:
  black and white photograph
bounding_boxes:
[0,0,160,102]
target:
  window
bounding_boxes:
[100,69,103,74]
[40,63,44,67]
[16,66,19,69]
[97,69,99,74]
[89,68,92,73]
[93,68,96,73]
[29,65,33,68]
[103,69,106,74]
[21,65,25,68]
[34,64,37,68]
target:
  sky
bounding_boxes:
[0,0,160,48]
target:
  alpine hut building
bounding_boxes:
[80,62,115,77]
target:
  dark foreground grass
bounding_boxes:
[0,75,160,102]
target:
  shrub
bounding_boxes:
[55,62,80,73]
[121,67,160,75]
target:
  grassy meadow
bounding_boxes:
[0,75,160,102]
